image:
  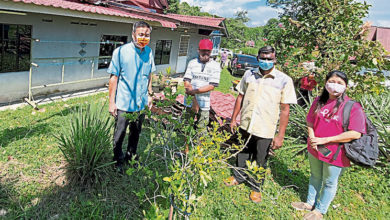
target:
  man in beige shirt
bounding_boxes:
[224,46,297,203]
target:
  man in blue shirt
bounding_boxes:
[108,21,156,172]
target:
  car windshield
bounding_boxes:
[238,56,257,64]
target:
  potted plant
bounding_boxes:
[151,71,167,93]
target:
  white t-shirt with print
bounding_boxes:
[183,58,221,110]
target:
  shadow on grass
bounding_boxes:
[1,119,158,219]
[35,106,79,123]
[225,152,309,202]
[268,152,309,202]
[0,179,15,216]
[0,123,52,148]
[6,170,147,219]
[0,107,77,148]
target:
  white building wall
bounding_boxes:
[0,11,212,104]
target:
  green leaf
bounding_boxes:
[163,177,172,182]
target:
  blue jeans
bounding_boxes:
[306,153,345,214]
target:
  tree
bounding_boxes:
[165,0,180,13]
[235,10,250,23]
[221,10,266,52]
[262,18,279,40]
[165,4,266,54]
[265,0,389,95]
[164,1,215,17]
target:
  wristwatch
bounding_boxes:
[148,91,155,96]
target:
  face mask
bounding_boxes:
[258,59,274,71]
[325,82,346,96]
[136,36,150,48]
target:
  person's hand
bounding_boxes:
[308,136,318,151]
[185,86,192,94]
[148,95,153,109]
[185,89,196,96]
[109,102,117,117]
[191,96,199,113]
[230,119,237,133]
[271,134,284,150]
[311,137,330,146]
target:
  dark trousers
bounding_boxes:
[113,110,145,165]
[233,128,272,192]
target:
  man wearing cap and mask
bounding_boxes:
[183,39,221,130]
[107,21,156,173]
[224,46,297,203]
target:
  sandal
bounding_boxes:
[303,210,323,220]
[291,202,313,211]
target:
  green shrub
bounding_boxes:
[124,88,264,219]
[359,90,390,163]
[285,95,313,153]
[56,102,114,186]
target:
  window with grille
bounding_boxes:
[178,35,190,57]
[154,40,172,65]
[98,35,127,69]
[0,23,32,73]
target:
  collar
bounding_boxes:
[130,41,144,54]
[253,68,276,79]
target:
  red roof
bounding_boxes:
[367,27,377,41]
[210,91,240,123]
[10,0,224,29]
[165,13,225,29]
[376,27,390,52]
[176,91,240,124]
[119,0,168,13]
[129,0,168,9]
[12,0,177,28]
[367,26,390,52]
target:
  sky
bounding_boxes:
[180,0,390,27]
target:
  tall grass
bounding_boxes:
[359,91,390,162]
[56,102,114,186]
[285,97,313,153]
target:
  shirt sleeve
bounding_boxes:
[150,51,156,73]
[236,71,249,95]
[209,63,221,84]
[348,102,367,134]
[306,97,319,124]
[107,47,120,76]
[281,77,298,104]
[183,60,193,81]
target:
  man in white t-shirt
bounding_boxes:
[183,39,221,129]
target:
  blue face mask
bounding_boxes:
[258,59,274,70]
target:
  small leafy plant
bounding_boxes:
[124,87,265,219]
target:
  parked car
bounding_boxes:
[219,48,233,57]
[229,54,258,76]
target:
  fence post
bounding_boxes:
[28,65,33,101]
[91,58,95,79]
[61,58,65,83]
[25,63,39,109]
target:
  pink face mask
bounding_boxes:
[325,82,346,96]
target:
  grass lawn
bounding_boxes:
[215,67,241,95]
[0,68,389,219]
